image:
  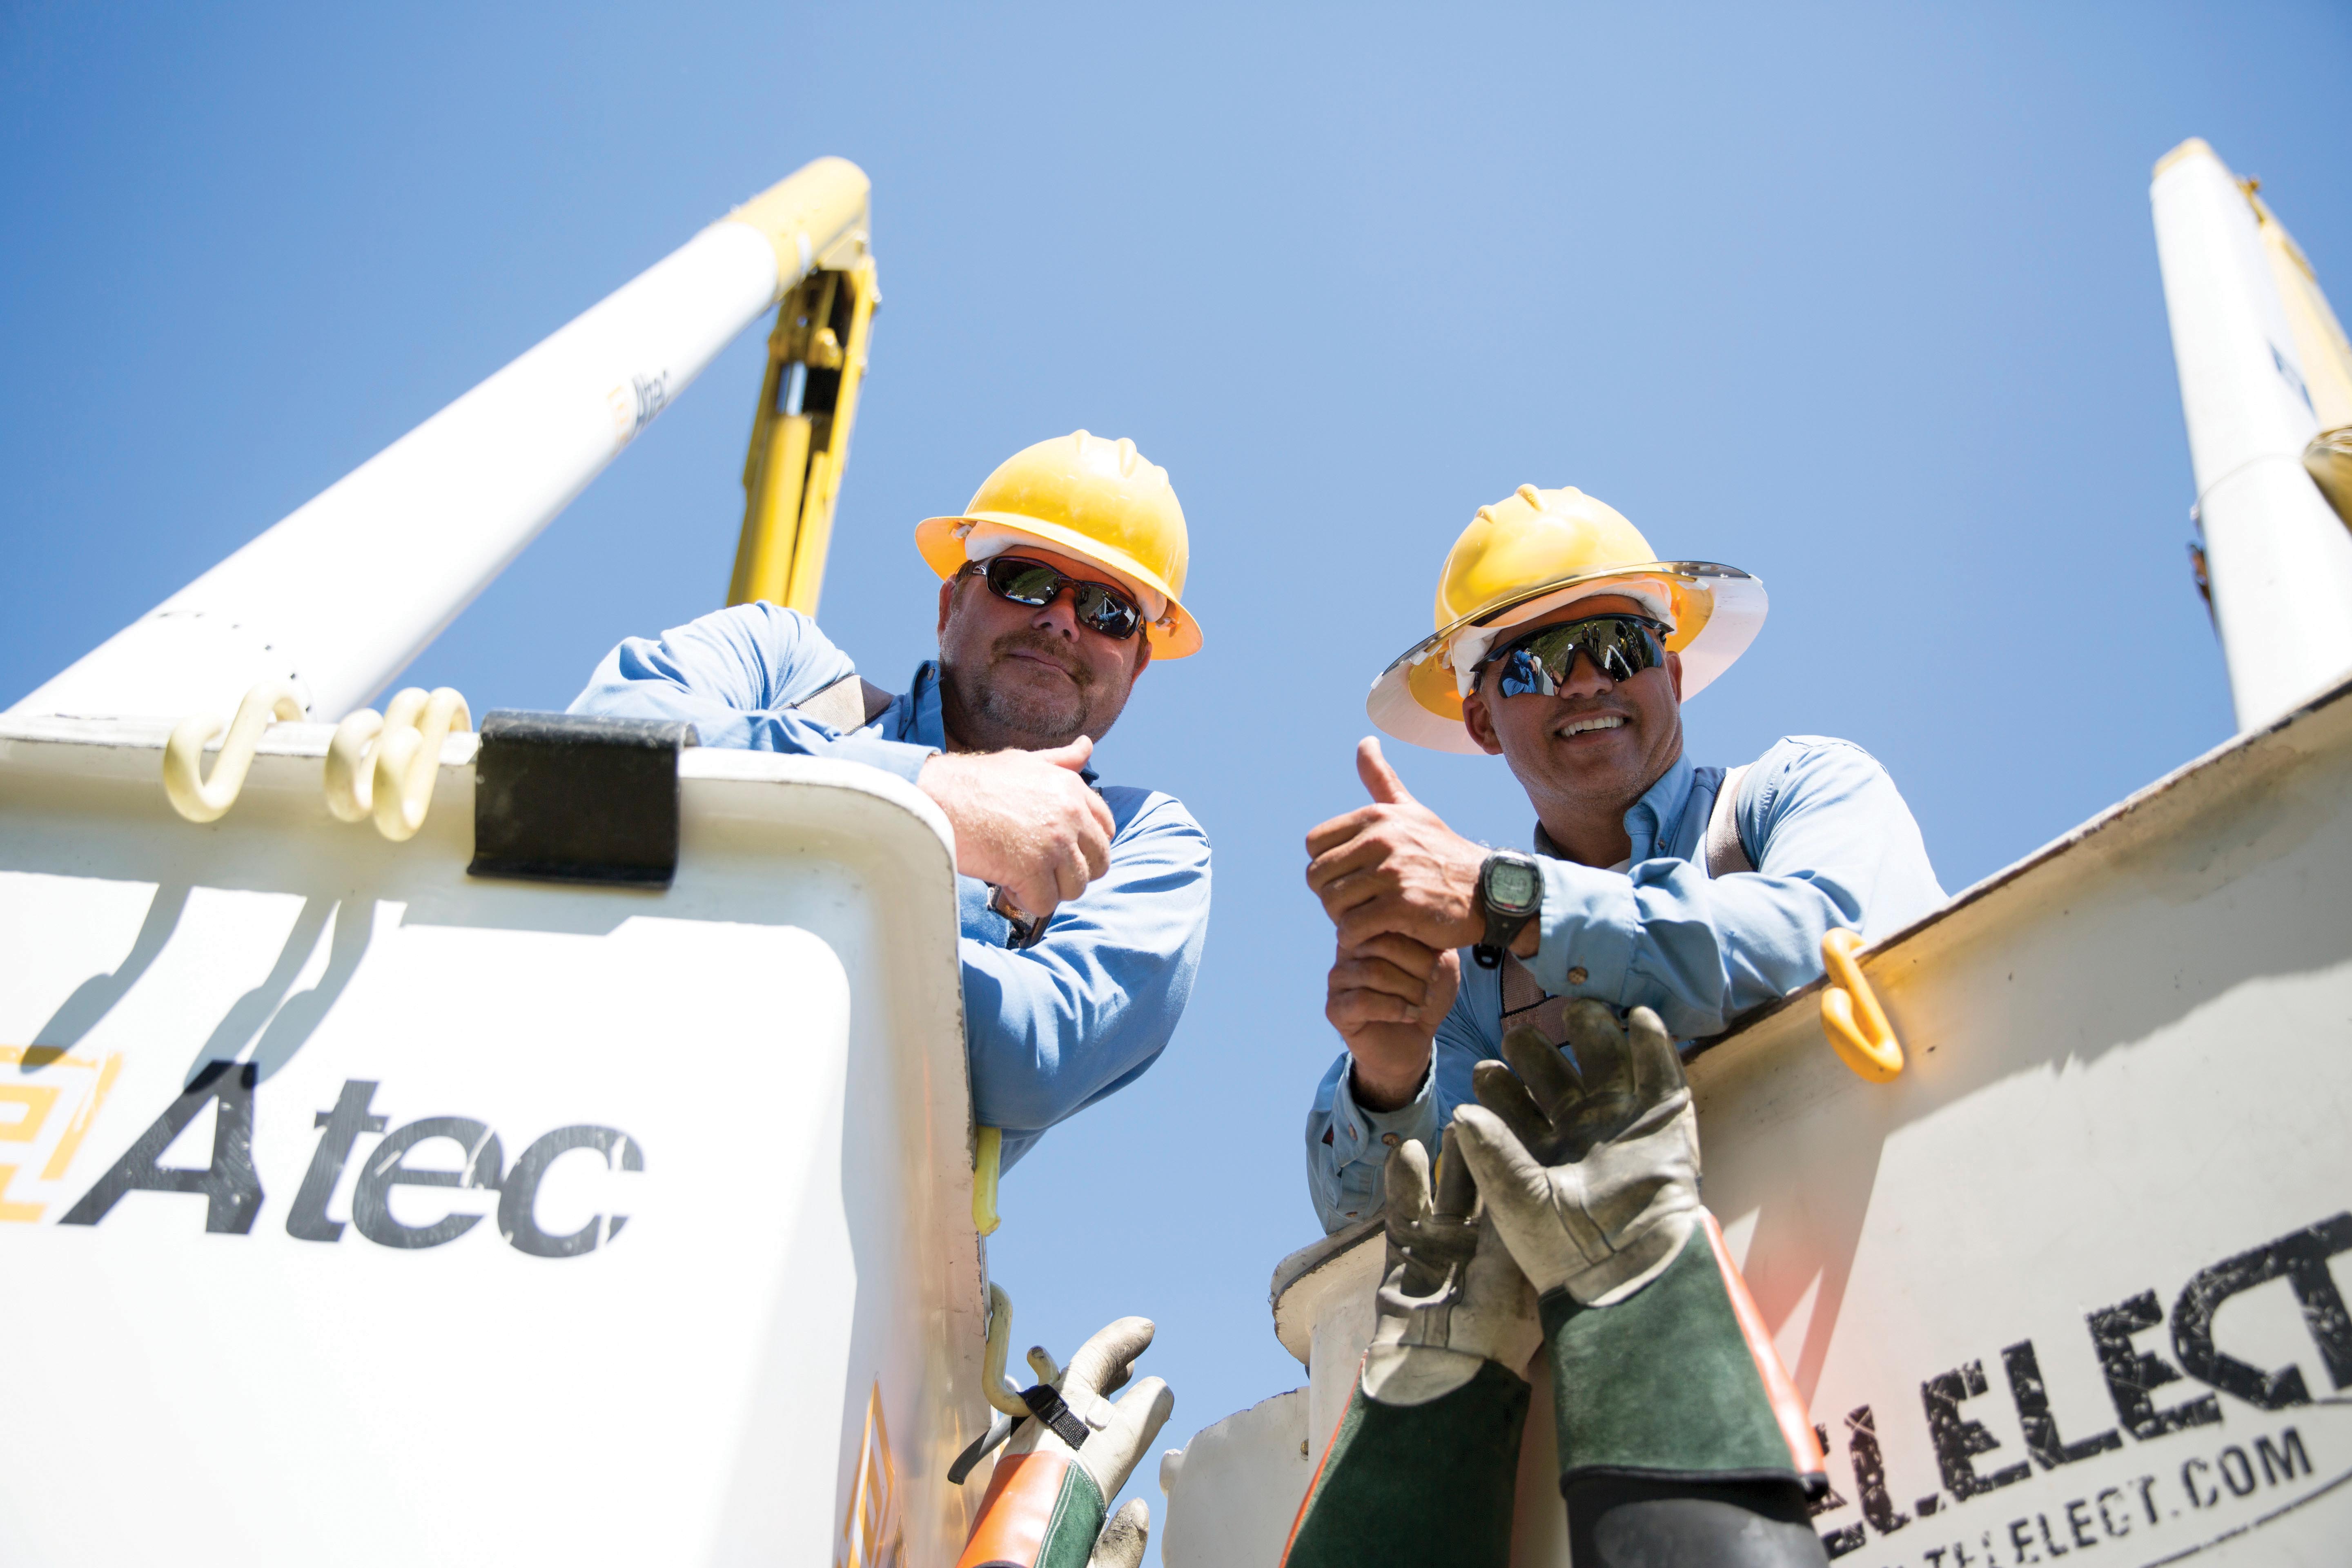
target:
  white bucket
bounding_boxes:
[0,717,989,1566]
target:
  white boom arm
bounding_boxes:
[2152,138,2352,731]
[12,157,872,723]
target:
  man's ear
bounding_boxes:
[937,577,956,638]
[1666,649,1684,700]
[1129,628,1154,681]
[1461,688,1506,756]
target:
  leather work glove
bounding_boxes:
[1279,1129,1535,1568]
[957,1316,1174,1568]
[1363,1130,1542,1404]
[1452,1003,1700,1307]
[1452,1004,1829,1568]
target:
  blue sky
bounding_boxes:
[6,2,2348,1556]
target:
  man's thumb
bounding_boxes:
[1045,734,1095,771]
[1356,737,1414,805]
[1090,1499,1151,1568]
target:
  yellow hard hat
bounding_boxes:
[1367,484,1766,753]
[916,431,1201,657]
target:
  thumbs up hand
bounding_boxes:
[1307,739,1502,1111]
[1306,738,1494,954]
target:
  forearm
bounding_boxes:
[570,608,937,781]
[962,938,1169,1136]
[959,815,1208,1153]
[1521,745,1947,1038]
[573,677,935,780]
[1524,859,1854,1039]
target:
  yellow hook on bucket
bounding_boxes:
[980,1283,1034,1417]
[163,681,306,822]
[1820,927,1904,1082]
[324,687,470,841]
[972,1125,1003,1237]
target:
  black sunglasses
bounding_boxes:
[964,556,1145,641]
[1480,615,1667,698]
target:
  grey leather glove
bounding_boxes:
[1451,1002,1700,1307]
[1362,1129,1541,1404]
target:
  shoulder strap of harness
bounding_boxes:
[792,671,894,731]
[1500,952,1575,1050]
[1704,764,1753,878]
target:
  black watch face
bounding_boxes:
[1486,860,1541,916]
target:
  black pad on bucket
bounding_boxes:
[467,711,697,887]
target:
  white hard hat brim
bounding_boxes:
[1365,563,1767,755]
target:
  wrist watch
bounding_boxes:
[1474,849,1543,970]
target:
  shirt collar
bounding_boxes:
[898,661,948,751]
[1530,749,1695,866]
[1623,750,1695,863]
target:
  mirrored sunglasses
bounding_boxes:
[1481,615,1667,698]
[966,557,1144,641]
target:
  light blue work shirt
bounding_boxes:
[1305,737,1944,1232]
[570,602,1211,1172]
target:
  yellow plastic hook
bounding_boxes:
[325,687,470,841]
[163,681,305,822]
[973,1125,1003,1237]
[1820,927,1904,1082]
[323,688,429,823]
[374,687,470,842]
[980,1283,1033,1417]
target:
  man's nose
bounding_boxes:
[1031,591,1080,639]
[1559,650,1614,697]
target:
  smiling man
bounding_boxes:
[571,431,1211,1172]
[1300,483,1942,1232]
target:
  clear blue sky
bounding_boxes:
[6,2,2348,1555]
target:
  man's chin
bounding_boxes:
[972,691,1089,746]
[1535,734,1646,787]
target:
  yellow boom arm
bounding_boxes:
[727,248,880,617]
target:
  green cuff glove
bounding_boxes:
[1454,1006,1828,1566]
[1279,1361,1528,1568]
[1539,1228,1797,1486]
[1280,1127,1539,1568]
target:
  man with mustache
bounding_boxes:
[1302,484,1942,1232]
[572,431,1209,1172]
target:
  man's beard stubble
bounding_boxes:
[940,631,1097,751]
